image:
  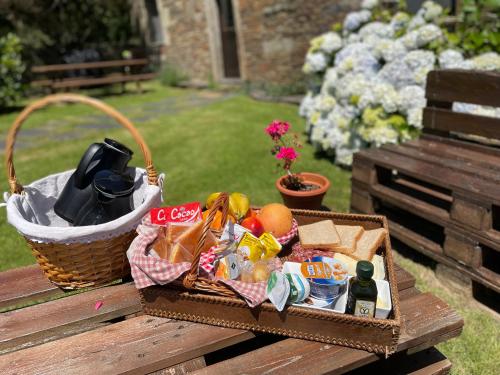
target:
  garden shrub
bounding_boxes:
[0,33,25,109]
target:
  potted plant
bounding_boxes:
[265,120,330,210]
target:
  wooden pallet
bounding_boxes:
[350,69,500,312]
[0,264,461,374]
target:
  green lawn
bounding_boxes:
[0,82,498,374]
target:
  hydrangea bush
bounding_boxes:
[299,0,500,167]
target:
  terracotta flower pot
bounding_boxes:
[275,172,330,210]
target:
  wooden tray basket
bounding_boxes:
[139,193,401,355]
[5,94,159,289]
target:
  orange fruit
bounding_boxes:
[257,203,293,237]
[202,210,235,230]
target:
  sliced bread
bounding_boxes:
[298,220,340,249]
[332,225,364,254]
[350,228,386,261]
[169,220,218,263]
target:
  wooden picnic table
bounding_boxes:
[0,263,463,374]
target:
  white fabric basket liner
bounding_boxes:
[6,168,163,244]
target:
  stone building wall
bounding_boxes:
[159,0,214,83]
[146,0,361,88]
[236,0,360,89]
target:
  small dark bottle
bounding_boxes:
[346,261,378,318]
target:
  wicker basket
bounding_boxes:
[5,94,159,289]
[139,193,402,355]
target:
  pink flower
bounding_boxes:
[265,120,290,139]
[276,147,298,161]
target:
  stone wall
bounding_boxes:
[236,0,360,90]
[160,0,214,83]
[152,0,360,88]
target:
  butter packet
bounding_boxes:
[220,221,250,243]
[259,232,282,259]
[237,232,264,263]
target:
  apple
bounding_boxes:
[240,217,265,237]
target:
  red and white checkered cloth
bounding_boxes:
[276,218,298,244]
[127,214,272,307]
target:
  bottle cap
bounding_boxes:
[356,260,374,279]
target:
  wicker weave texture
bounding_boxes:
[5,94,159,289]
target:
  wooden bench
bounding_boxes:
[0,264,462,374]
[351,69,500,312]
[31,59,156,93]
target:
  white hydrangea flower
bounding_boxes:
[454,102,500,118]
[310,122,326,144]
[438,49,464,69]
[416,24,443,47]
[404,50,436,85]
[299,91,315,117]
[407,108,423,129]
[334,43,379,77]
[377,60,415,88]
[320,32,343,54]
[399,85,426,114]
[321,67,339,94]
[315,94,337,113]
[359,22,394,40]
[422,1,443,22]
[361,0,378,10]
[471,52,500,71]
[386,40,408,62]
[374,39,407,62]
[328,105,357,131]
[346,33,362,44]
[335,73,371,100]
[373,83,400,113]
[365,125,400,146]
[303,52,328,74]
[404,50,435,70]
[343,10,372,32]
[390,12,410,33]
[407,14,426,31]
[400,30,419,50]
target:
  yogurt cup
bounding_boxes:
[305,256,348,301]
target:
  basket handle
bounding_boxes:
[183,192,229,289]
[5,93,158,194]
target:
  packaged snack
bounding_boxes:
[237,232,264,263]
[259,232,282,259]
[302,256,348,301]
[220,221,250,243]
[168,221,218,264]
[285,272,310,304]
[150,202,202,225]
[215,253,241,280]
[266,271,290,312]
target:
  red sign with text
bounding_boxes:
[150,202,202,225]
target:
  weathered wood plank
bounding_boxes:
[404,138,500,172]
[0,283,140,354]
[382,142,500,183]
[148,357,206,375]
[0,265,63,311]
[354,149,500,205]
[52,73,156,89]
[190,293,462,375]
[32,59,149,73]
[426,69,500,108]
[423,107,500,141]
[0,316,255,375]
